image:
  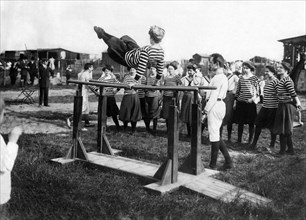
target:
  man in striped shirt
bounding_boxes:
[94,25,165,79]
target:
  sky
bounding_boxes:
[0,1,305,62]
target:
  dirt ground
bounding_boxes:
[1,89,305,136]
[0,88,137,134]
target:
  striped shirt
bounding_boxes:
[125,45,164,77]
[276,76,297,102]
[262,77,279,109]
[122,74,139,95]
[98,74,120,96]
[146,75,160,97]
[161,74,182,97]
[137,75,147,98]
[235,75,259,102]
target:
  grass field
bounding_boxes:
[1,84,306,220]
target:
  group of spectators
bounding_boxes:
[6,55,55,87]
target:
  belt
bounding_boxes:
[207,98,223,102]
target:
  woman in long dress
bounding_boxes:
[160,62,182,129]
[119,67,142,132]
[143,60,162,135]
[273,62,302,155]
[98,65,121,131]
[179,64,205,137]
[251,65,279,149]
[234,61,260,144]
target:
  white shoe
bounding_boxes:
[66,118,71,128]
[81,128,88,131]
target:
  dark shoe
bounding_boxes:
[208,165,217,170]
[94,26,105,39]
[221,162,234,171]
[44,105,50,107]
[278,151,286,156]
[249,143,257,150]
[286,150,295,155]
[269,144,275,148]
[151,130,157,136]
[85,123,95,127]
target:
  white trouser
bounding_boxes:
[207,101,226,142]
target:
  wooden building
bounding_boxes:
[279,35,306,92]
[2,48,91,75]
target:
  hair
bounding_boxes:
[210,53,225,68]
[147,60,157,69]
[148,25,165,43]
[127,66,136,71]
[102,64,114,72]
[41,58,48,63]
[265,65,276,75]
[186,64,196,71]
[0,95,5,115]
[84,63,93,70]
[166,62,177,70]
[242,61,255,71]
[281,61,292,73]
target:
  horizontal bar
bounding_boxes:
[68,79,217,91]
[68,79,130,89]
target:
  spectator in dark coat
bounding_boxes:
[9,61,18,86]
[38,59,52,107]
[27,57,38,85]
[18,57,29,87]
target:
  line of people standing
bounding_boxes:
[224,60,302,156]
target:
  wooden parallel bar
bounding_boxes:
[68,79,217,91]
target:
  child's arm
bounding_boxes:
[0,127,22,173]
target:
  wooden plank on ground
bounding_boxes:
[183,176,272,206]
[50,157,75,164]
[52,152,271,206]
[86,152,159,178]
[144,169,219,195]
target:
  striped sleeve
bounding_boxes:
[137,76,147,98]
[277,76,296,97]
[137,49,149,76]
[262,78,279,108]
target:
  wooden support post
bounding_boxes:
[97,86,113,155]
[65,84,88,161]
[179,95,204,175]
[191,103,204,174]
[153,98,178,184]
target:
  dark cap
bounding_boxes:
[281,61,292,72]
[242,61,255,71]
[102,64,114,72]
